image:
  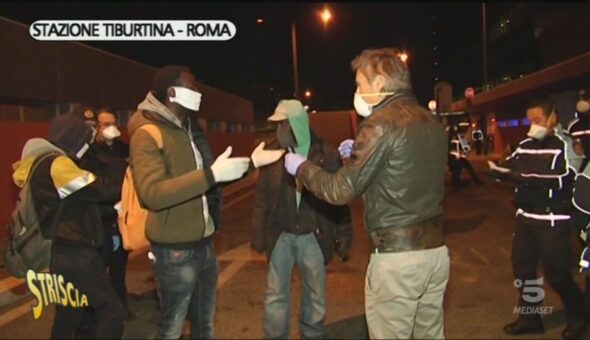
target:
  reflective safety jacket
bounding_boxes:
[502,126,582,227]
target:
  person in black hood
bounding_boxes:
[16,111,125,339]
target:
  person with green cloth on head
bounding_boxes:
[251,99,352,339]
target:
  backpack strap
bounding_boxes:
[28,153,65,239]
[26,152,60,184]
[138,124,163,149]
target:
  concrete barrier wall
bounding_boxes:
[0,122,254,236]
[0,16,253,125]
[309,110,357,148]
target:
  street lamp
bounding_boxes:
[320,8,332,24]
[259,7,332,99]
[292,8,333,99]
[304,90,312,98]
[399,52,409,63]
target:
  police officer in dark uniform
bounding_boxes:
[567,91,590,171]
[491,98,586,339]
[568,92,590,325]
[448,123,483,191]
[79,108,132,319]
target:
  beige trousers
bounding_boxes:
[365,245,450,339]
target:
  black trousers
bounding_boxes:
[475,141,483,155]
[100,234,129,308]
[450,157,481,188]
[49,244,124,339]
[511,219,584,323]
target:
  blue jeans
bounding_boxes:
[263,232,326,339]
[150,241,218,339]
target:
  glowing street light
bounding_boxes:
[399,52,409,63]
[304,90,312,98]
[258,7,333,99]
[428,100,437,111]
[321,8,332,24]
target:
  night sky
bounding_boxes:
[0,2,493,120]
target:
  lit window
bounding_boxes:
[508,119,519,127]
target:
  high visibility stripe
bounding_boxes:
[559,176,563,189]
[50,155,96,199]
[573,198,590,215]
[519,138,533,145]
[514,148,561,155]
[520,173,564,179]
[57,172,97,199]
[571,130,590,136]
[576,173,590,181]
[516,208,570,227]
[568,119,579,132]
[551,153,559,169]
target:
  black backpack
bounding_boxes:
[4,153,64,278]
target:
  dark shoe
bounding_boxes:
[503,318,544,336]
[562,318,586,339]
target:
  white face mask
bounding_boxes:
[75,143,90,159]
[169,87,202,111]
[527,123,548,140]
[577,99,590,114]
[102,125,121,140]
[353,91,395,117]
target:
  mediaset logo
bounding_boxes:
[512,277,554,315]
[29,20,236,41]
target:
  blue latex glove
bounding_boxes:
[580,247,590,275]
[112,235,121,252]
[338,139,355,158]
[284,152,306,175]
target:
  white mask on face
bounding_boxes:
[102,125,121,140]
[169,87,202,111]
[527,123,549,140]
[354,93,372,117]
[75,143,90,159]
[353,91,396,117]
[577,100,590,114]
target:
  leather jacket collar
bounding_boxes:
[373,91,417,113]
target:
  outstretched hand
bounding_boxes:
[251,141,285,168]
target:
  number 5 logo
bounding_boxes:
[514,277,545,303]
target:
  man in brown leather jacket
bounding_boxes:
[284,48,449,339]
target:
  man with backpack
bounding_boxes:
[129,65,283,339]
[11,112,125,338]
